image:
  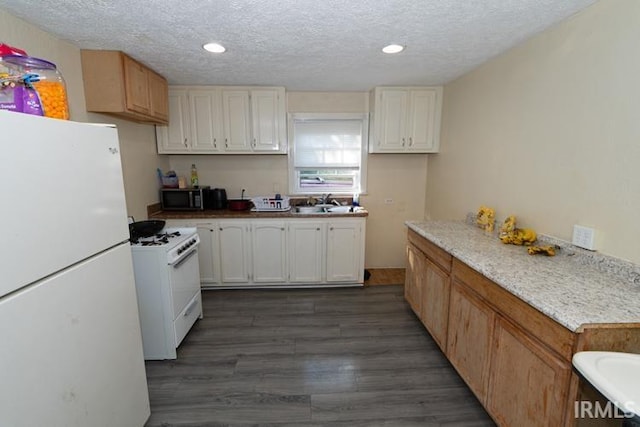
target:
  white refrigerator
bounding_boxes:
[0,110,150,426]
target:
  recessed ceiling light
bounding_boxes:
[203,42,226,53]
[382,44,405,54]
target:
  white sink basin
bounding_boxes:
[573,351,640,417]
[327,206,353,213]
[296,206,323,214]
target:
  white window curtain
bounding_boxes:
[288,113,368,195]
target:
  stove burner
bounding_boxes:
[140,240,164,246]
[130,230,185,246]
[155,231,181,239]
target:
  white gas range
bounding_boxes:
[130,227,203,360]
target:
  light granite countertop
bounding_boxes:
[406,220,640,332]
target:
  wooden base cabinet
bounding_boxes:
[404,230,640,427]
[487,317,571,427]
[446,280,495,403]
[421,258,450,351]
[405,230,452,351]
[404,243,425,316]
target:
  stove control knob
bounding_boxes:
[178,248,183,254]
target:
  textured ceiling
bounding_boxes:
[0,0,598,91]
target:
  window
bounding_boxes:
[288,113,368,195]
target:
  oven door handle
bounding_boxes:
[172,248,197,268]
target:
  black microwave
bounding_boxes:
[160,186,209,210]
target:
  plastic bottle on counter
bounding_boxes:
[190,164,199,188]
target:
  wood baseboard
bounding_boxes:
[365,268,406,286]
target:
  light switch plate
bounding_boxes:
[573,225,596,251]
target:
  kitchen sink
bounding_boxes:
[296,206,324,214]
[294,205,361,214]
[327,206,353,213]
[573,351,640,419]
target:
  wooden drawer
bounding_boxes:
[408,229,452,273]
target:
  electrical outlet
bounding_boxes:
[384,198,394,204]
[572,225,596,251]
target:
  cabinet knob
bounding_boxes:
[330,227,334,231]
[219,227,223,231]
[281,227,285,231]
[316,227,320,231]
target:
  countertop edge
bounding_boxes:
[151,209,369,220]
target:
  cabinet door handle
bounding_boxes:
[213,138,217,148]
[409,137,413,146]
[184,138,188,147]
[402,137,406,147]
[253,138,257,147]
[225,138,228,148]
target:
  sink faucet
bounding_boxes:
[318,193,331,204]
[332,199,341,206]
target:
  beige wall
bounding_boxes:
[169,92,429,268]
[0,9,168,220]
[429,0,640,264]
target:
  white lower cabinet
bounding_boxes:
[326,220,365,282]
[163,220,221,286]
[194,223,220,285]
[288,221,324,283]
[218,221,251,283]
[166,217,365,288]
[252,221,287,282]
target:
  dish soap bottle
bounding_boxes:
[190,164,199,188]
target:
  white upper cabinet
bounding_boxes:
[156,88,191,153]
[189,89,221,152]
[222,90,252,152]
[222,88,286,153]
[251,89,285,152]
[157,86,286,154]
[369,86,443,153]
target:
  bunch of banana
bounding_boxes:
[476,205,496,232]
[499,215,537,245]
[527,245,556,256]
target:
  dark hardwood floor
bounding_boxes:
[144,285,495,426]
